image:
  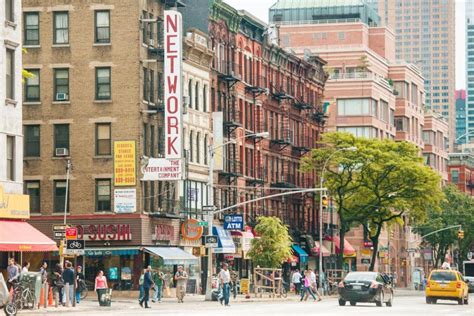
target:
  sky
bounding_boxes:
[224,0,467,90]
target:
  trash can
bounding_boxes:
[98,288,111,307]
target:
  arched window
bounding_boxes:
[204,134,208,165]
[188,79,193,108]
[189,130,194,162]
[196,132,201,164]
[203,85,207,112]
[195,81,199,110]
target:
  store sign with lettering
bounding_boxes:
[164,10,183,160]
[154,224,175,241]
[181,219,203,241]
[76,224,132,241]
[141,158,183,181]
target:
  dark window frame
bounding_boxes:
[94,10,110,44]
[25,69,40,102]
[6,48,15,100]
[95,67,111,100]
[53,124,70,156]
[95,179,111,212]
[95,123,111,156]
[53,11,69,45]
[53,180,69,213]
[25,180,40,213]
[6,136,15,181]
[24,12,40,46]
[24,124,40,157]
[53,68,69,101]
[5,0,14,22]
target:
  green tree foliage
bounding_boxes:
[413,185,474,268]
[303,132,442,270]
[247,216,293,268]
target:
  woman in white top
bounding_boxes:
[22,262,30,273]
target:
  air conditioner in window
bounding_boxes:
[55,148,69,157]
[149,39,155,47]
[56,93,68,101]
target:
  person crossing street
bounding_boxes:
[174,266,188,303]
[139,266,153,309]
[218,263,231,306]
[152,268,164,303]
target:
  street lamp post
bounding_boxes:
[205,131,269,300]
[319,147,357,292]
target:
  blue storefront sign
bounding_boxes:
[223,215,243,230]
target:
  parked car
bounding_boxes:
[425,269,469,305]
[465,276,474,293]
[338,271,393,307]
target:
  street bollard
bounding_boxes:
[65,283,70,307]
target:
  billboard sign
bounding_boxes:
[224,215,243,230]
[164,10,183,159]
[141,158,183,181]
[114,189,136,213]
[113,141,136,186]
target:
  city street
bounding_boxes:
[20,292,474,316]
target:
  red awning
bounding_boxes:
[0,220,58,252]
[329,236,356,257]
[311,241,330,257]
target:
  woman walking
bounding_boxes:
[75,266,85,304]
[94,270,108,306]
[300,271,317,302]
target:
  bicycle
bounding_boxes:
[10,282,35,311]
[77,279,88,300]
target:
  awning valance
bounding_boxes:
[85,247,139,256]
[291,244,308,263]
[0,220,58,252]
[143,247,198,265]
[312,241,330,257]
[329,236,356,257]
[213,226,236,254]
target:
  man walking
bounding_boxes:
[291,269,302,295]
[174,266,188,303]
[7,258,20,290]
[308,269,322,301]
[218,263,231,306]
[62,262,75,307]
[152,268,164,303]
[139,266,153,308]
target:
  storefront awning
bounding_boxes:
[0,220,58,252]
[291,244,308,263]
[143,247,198,265]
[230,231,254,252]
[213,226,236,254]
[312,241,330,257]
[329,236,356,257]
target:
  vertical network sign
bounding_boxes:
[164,10,183,160]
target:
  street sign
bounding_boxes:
[53,231,66,240]
[198,221,208,227]
[361,258,371,265]
[203,235,218,248]
[202,205,216,212]
[52,225,67,231]
[468,252,473,261]
[223,214,243,230]
[65,239,85,255]
[407,248,417,253]
[65,227,78,240]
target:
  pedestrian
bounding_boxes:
[138,269,145,302]
[174,265,188,303]
[230,268,238,299]
[308,269,322,301]
[62,262,74,307]
[22,261,30,273]
[152,268,164,303]
[393,272,398,288]
[75,266,85,304]
[94,270,108,306]
[52,263,64,307]
[291,269,302,295]
[300,271,317,302]
[163,271,173,298]
[39,262,48,284]
[6,258,20,291]
[218,263,231,306]
[139,266,153,308]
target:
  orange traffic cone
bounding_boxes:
[39,287,45,308]
[48,287,54,306]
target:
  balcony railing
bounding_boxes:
[271,128,293,146]
[224,106,242,130]
[293,136,313,152]
[271,174,296,188]
[215,61,242,82]
[245,76,268,94]
[220,160,243,178]
[245,168,266,185]
[329,72,393,91]
[293,96,313,110]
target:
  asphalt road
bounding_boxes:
[19,292,474,316]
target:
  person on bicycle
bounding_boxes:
[75,266,85,304]
[6,258,20,291]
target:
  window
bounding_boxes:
[95,67,111,100]
[5,0,13,22]
[203,85,208,112]
[337,126,376,138]
[196,132,200,164]
[24,125,40,157]
[6,136,15,181]
[25,181,40,213]
[204,135,208,165]
[380,100,389,122]
[96,179,111,211]
[149,69,154,103]
[195,82,199,110]
[395,117,409,132]
[95,10,110,43]
[338,32,345,40]
[24,69,40,102]
[53,12,69,44]
[143,68,153,102]
[394,81,409,99]
[450,169,459,183]
[54,124,69,155]
[96,123,111,156]
[188,79,193,108]
[54,68,69,101]
[337,98,377,116]
[6,49,14,100]
[54,180,68,213]
[24,12,39,45]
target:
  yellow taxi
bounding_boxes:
[425,269,469,305]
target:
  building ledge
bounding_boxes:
[94,99,113,104]
[5,98,18,106]
[24,101,42,105]
[52,101,71,105]
[52,44,70,48]
[93,43,111,47]
[5,20,17,29]
[52,156,71,160]
[24,157,41,161]
[93,155,112,159]
[23,45,41,49]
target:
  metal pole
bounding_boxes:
[319,175,324,292]
[64,159,71,225]
[205,147,214,301]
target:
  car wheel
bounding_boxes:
[376,292,384,307]
[350,301,356,306]
[426,297,432,304]
[338,299,346,306]
[463,295,468,305]
[386,292,393,307]
[458,298,464,305]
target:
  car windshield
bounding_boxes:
[430,271,457,281]
[345,272,377,282]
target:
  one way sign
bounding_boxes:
[223,215,243,230]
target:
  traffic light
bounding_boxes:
[458,229,464,239]
[321,194,329,211]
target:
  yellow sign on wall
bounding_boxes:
[240,279,250,294]
[0,185,30,219]
[114,141,136,186]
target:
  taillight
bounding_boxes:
[456,281,462,289]
[426,282,430,288]
[338,281,345,288]
[370,281,378,289]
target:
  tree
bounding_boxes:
[247,216,293,268]
[413,185,474,268]
[349,140,442,271]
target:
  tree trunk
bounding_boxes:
[337,225,346,271]
[368,224,383,272]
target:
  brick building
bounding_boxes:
[448,153,474,196]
